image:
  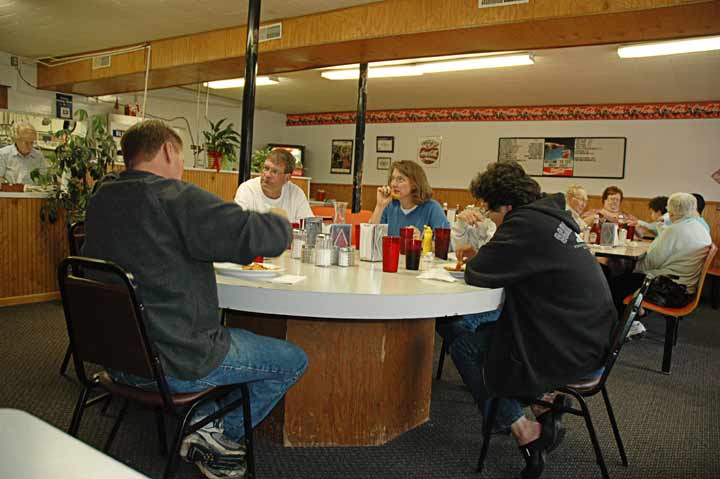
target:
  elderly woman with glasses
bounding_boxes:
[370,160,449,236]
[581,185,637,228]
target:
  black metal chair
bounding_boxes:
[477,277,653,479]
[59,221,85,377]
[58,256,255,479]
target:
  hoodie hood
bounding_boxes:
[517,193,580,233]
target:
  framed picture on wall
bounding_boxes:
[377,157,391,170]
[330,139,353,174]
[376,136,394,153]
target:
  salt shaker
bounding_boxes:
[315,234,332,267]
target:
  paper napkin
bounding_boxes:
[417,267,457,283]
[266,274,307,285]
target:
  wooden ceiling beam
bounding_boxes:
[37,0,720,96]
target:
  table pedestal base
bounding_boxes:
[225,311,435,447]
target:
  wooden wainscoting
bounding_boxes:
[0,197,67,306]
[311,183,719,268]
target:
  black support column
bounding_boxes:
[351,63,368,213]
[238,0,262,185]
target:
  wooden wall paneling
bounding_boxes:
[313,183,719,267]
[0,198,67,306]
[36,0,720,95]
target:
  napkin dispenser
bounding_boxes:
[359,223,388,262]
[330,224,351,248]
[600,222,618,246]
[304,217,323,247]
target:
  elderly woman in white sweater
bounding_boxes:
[609,192,712,337]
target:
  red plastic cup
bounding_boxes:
[434,228,451,260]
[291,222,300,230]
[405,239,422,270]
[353,223,361,250]
[625,224,636,240]
[399,227,414,255]
[382,236,401,273]
[253,256,263,263]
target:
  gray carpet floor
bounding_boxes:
[1,300,718,478]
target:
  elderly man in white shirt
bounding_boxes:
[0,124,48,185]
[609,192,712,338]
[234,149,313,223]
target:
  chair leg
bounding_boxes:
[241,383,255,479]
[662,315,676,374]
[156,409,168,456]
[476,398,498,474]
[673,316,681,347]
[436,339,447,380]
[68,387,90,436]
[59,344,72,376]
[103,399,129,453]
[601,386,628,467]
[576,394,610,479]
[163,408,195,479]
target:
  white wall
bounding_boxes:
[283,118,720,201]
[0,51,286,168]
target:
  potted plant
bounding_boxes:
[251,146,272,174]
[31,109,116,224]
[202,118,241,172]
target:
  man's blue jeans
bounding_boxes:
[109,328,308,441]
[450,325,523,430]
[436,308,501,346]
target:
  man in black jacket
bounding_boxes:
[83,120,307,479]
[451,162,615,479]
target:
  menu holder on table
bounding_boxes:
[359,223,388,262]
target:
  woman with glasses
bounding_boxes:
[369,160,449,236]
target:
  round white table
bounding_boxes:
[215,252,502,447]
[216,253,503,319]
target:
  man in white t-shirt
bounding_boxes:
[234,149,313,223]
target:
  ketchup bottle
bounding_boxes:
[589,214,602,245]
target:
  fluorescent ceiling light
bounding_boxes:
[320,53,533,80]
[618,35,720,58]
[418,54,534,73]
[203,76,279,89]
[321,66,421,80]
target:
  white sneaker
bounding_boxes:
[626,320,647,340]
[180,425,247,477]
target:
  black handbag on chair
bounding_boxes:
[645,275,691,308]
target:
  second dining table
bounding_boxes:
[216,251,502,447]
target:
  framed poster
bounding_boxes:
[377,157,391,170]
[417,136,442,168]
[330,139,353,174]
[498,137,626,179]
[376,136,394,153]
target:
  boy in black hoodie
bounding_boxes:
[451,162,615,479]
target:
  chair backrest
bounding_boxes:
[685,243,718,311]
[347,210,372,225]
[68,221,85,256]
[598,276,654,386]
[58,257,172,401]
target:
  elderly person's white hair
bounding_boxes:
[667,192,697,219]
[566,184,586,198]
[13,123,36,139]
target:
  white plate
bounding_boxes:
[214,262,284,278]
[443,264,465,280]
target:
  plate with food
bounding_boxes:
[214,262,284,278]
[443,263,466,279]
